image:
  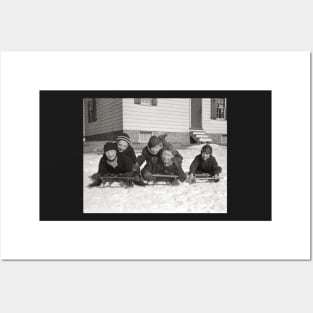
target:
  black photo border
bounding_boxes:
[40,91,271,221]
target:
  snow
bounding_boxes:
[84,144,227,213]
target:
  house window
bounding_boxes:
[221,134,227,144]
[211,98,227,120]
[134,98,158,106]
[139,131,153,143]
[88,99,97,122]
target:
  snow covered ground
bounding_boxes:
[84,144,227,214]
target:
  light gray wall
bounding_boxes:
[123,98,190,132]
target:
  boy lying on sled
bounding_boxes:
[134,134,183,172]
[141,144,186,186]
[88,142,144,187]
[188,144,222,183]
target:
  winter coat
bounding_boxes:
[142,160,186,182]
[114,143,137,164]
[189,154,222,176]
[97,153,133,175]
[136,146,161,167]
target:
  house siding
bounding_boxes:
[122,98,190,132]
[84,98,123,137]
[202,98,227,134]
[83,98,227,145]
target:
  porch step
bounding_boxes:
[192,130,205,135]
[190,130,212,144]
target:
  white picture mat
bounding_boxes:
[0,51,310,260]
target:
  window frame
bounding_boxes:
[221,134,227,144]
[211,98,227,121]
[134,98,158,106]
[138,131,153,143]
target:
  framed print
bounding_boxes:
[0,52,310,260]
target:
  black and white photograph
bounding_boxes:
[83,97,227,214]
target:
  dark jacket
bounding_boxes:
[137,146,183,167]
[114,143,137,164]
[97,153,133,175]
[143,160,186,182]
[136,146,161,167]
[189,154,222,175]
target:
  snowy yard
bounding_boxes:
[84,144,227,214]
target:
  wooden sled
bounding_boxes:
[98,175,137,188]
[191,173,222,183]
[148,174,180,185]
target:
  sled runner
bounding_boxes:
[149,174,180,185]
[98,175,137,187]
[151,174,179,179]
[192,173,222,183]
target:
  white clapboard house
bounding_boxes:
[83,98,227,145]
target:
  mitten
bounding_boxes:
[143,171,153,181]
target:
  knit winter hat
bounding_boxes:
[148,135,162,148]
[103,142,118,153]
[201,144,212,154]
[116,133,131,146]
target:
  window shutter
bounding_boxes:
[134,98,141,104]
[93,99,97,121]
[152,98,157,106]
[225,99,227,120]
[211,99,217,119]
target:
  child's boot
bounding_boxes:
[170,179,180,186]
[88,178,102,187]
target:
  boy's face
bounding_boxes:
[162,150,174,164]
[150,143,163,155]
[105,149,117,160]
[201,152,211,160]
[117,140,128,152]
